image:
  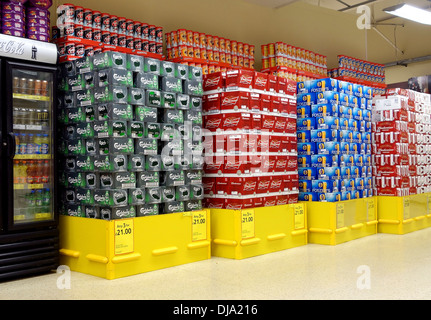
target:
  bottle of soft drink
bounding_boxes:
[13,160,19,184]
[34,134,42,154]
[19,133,27,154]
[42,188,51,213]
[41,134,49,154]
[35,189,43,207]
[42,160,50,184]
[26,160,35,184]
[15,133,20,155]
[34,160,42,184]
[27,133,35,155]
[19,160,27,184]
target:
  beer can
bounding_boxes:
[200,47,207,60]
[192,31,200,48]
[74,6,84,24]
[65,42,75,56]
[141,40,149,52]
[231,40,237,55]
[156,43,163,55]
[101,31,111,44]
[193,47,200,59]
[219,37,225,52]
[93,29,101,42]
[207,49,213,61]
[232,53,238,66]
[83,27,92,40]
[84,46,94,57]
[118,34,126,48]
[226,53,231,64]
[126,19,134,37]
[118,17,126,35]
[134,38,142,50]
[206,34,213,50]
[179,45,188,57]
[244,43,249,58]
[225,39,231,53]
[130,21,140,38]
[110,15,118,33]
[156,27,163,43]
[75,44,85,57]
[219,51,226,63]
[178,29,187,45]
[268,43,274,56]
[92,11,101,29]
[19,78,27,94]
[141,23,149,40]
[74,24,83,38]
[237,42,243,56]
[213,36,219,51]
[199,33,206,49]
[148,25,156,41]
[187,46,194,58]
[126,36,134,49]
[34,79,41,95]
[101,13,110,31]
[110,33,118,46]
[149,41,156,53]
[83,8,92,27]
[249,45,255,59]
[27,79,34,95]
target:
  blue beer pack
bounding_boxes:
[297,155,312,167]
[297,130,311,143]
[316,141,340,155]
[297,92,316,106]
[311,154,336,168]
[351,166,362,178]
[298,167,317,180]
[318,192,342,202]
[339,105,353,119]
[312,179,340,193]
[316,91,339,105]
[297,117,316,130]
[310,129,339,142]
[316,116,340,130]
[317,166,341,180]
[298,192,317,201]
[298,180,312,192]
[339,154,355,167]
[311,104,339,117]
[297,105,312,118]
[298,142,317,155]
[309,78,338,93]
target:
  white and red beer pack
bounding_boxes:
[372,88,431,196]
[202,70,299,209]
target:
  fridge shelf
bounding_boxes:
[15,212,52,222]
[13,93,50,102]
[14,154,52,160]
[14,183,49,190]
[13,124,49,131]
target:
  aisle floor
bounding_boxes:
[1,227,431,300]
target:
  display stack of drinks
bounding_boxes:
[372,88,431,196]
[57,51,205,219]
[54,3,164,61]
[202,69,299,209]
[296,78,374,202]
[1,0,51,42]
[12,74,52,221]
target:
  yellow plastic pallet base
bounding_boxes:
[210,204,308,260]
[377,193,431,235]
[304,197,378,245]
[59,210,211,280]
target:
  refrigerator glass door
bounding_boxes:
[11,68,54,226]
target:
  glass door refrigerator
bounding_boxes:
[0,34,59,282]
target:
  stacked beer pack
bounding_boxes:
[202,69,299,209]
[57,51,205,219]
[296,78,373,202]
[372,88,431,196]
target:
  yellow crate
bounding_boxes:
[305,197,378,245]
[210,204,308,260]
[59,210,211,280]
[377,193,431,235]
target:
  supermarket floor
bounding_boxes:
[1,227,431,300]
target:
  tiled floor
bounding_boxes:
[1,227,431,300]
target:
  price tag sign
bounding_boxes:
[292,203,305,230]
[192,210,207,242]
[336,203,345,228]
[241,209,255,239]
[114,219,134,255]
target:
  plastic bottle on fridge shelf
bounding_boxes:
[27,134,35,155]
[41,134,49,154]
[13,160,19,184]
[34,160,43,184]
[34,134,42,154]
[19,160,28,184]
[26,160,35,184]
[42,160,50,184]
[35,189,43,208]
[42,188,51,213]
[19,133,27,154]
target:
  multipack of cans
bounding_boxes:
[166,28,255,75]
[57,51,205,219]
[261,42,328,82]
[1,0,51,42]
[372,88,431,196]
[327,55,385,91]
[296,78,374,202]
[54,3,163,59]
[201,70,299,209]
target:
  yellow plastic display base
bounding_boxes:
[210,204,308,260]
[377,193,431,235]
[305,197,378,245]
[59,210,211,280]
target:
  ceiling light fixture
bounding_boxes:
[383,3,431,25]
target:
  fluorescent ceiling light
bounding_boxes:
[384,3,431,25]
